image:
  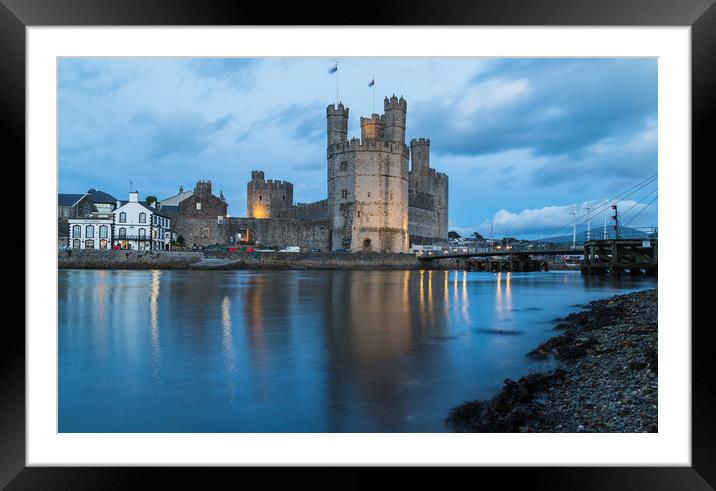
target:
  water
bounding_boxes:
[58,269,655,432]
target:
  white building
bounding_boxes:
[67,216,114,250]
[67,191,174,251]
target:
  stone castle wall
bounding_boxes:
[223,217,331,251]
[275,199,328,220]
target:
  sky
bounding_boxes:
[58,57,658,239]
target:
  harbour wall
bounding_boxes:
[58,249,455,270]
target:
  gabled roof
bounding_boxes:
[58,193,85,207]
[116,200,170,219]
[160,190,194,207]
[85,190,118,204]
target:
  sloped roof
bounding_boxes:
[160,191,194,207]
[58,193,85,207]
[85,190,118,204]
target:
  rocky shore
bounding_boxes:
[447,288,657,432]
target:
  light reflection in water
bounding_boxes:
[221,296,236,403]
[149,269,161,384]
[58,269,656,433]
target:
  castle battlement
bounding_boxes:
[384,95,407,111]
[410,137,430,146]
[328,138,410,158]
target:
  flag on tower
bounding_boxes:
[368,77,375,87]
[328,62,338,74]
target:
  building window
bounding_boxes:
[72,225,81,238]
[99,225,108,238]
[196,203,202,210]
[139,228,146,238]
[118,228,126,239]
[218,216,224,224]
[119,212,126,223]
[341,189,347,199]
[139,212,146,223]
[259,195,262,201]
[340,161,347,171]
[100,239,108,249]
[86,225,94,238]
[85,239,94,249]
[72,239,80,249]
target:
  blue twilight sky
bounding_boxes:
[58,57,658,238]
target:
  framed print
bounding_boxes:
[3,0,714,487]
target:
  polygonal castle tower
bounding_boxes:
[247,170,294,219]
[408,138,449,245]
[326,96,410,253]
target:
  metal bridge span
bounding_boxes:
[417,249,581,261]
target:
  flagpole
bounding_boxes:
[336,60,339,104]
[372,73,375,113]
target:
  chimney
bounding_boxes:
[129,191,139,203]
[150,201,156,209]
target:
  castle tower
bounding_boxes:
[247,170,293,219]
[327,96,410,253]
[410,138,430,174]
[360,114,386,141]
[384,95,407,143]
[326,103,349,149]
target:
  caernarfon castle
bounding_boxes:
[74,94,448,252]
[241,95,448,253]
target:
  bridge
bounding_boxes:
[417,248,581,261]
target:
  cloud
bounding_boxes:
[411,58,657,168]
[478,196,658,237]
[58,59,128,94]
[187,58,259,89]
[236,101,325,143]
[129,111,232,160]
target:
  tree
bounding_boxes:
[145,195,158,206]
[448,231,461,239]
[473,232,485,241]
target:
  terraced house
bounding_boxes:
[67,191,175,250]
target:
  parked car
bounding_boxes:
[333,248,350,254]
[308,248,321,253]
[279,246,300,253]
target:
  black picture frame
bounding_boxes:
[3,0,713,487]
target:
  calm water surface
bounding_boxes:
[58,269,655,432]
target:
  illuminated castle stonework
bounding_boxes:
[242,95,448,252]
[247,170,293,219]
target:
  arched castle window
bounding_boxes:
[72,225,81,238]
[341,189,347,199]
[99,225,108,238]
[85,225,94,238]
[119,212,126,223]
[340,161,347,171]
[259,195,262,201]
[139,212,146,223]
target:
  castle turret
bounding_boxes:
[384,95,407,143]
[247,170,293,219]
[194,180,212,196]
[360,114,386,141]
[410,138,431,174]
[327,103,349,149]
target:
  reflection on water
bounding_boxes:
[58,269,656,433]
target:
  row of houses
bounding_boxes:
[59,180,228,250]
[60,189,174,250]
